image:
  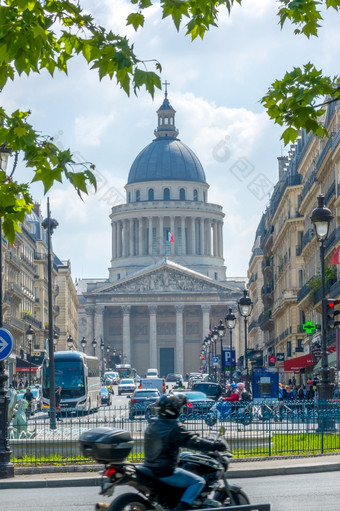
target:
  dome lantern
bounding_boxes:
[154,81,179,139]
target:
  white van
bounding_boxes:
[146,368,159,378]
[140,377,166,393]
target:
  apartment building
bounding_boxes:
[248,100,340,384]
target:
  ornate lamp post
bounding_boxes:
[212,326,219,381]
[42,198,58,430]
[92,338,97,357]
[67,334,73,350]
[26,325,35,386]
[0,144,15,478]
[100,337,105,376]
[81,336,87,353]
[311,194,334,401]
[217,320,226,383]
[225,308,236,383]
[238,289,253,390]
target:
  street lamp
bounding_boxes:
[26,325,35,386]
[67,334,73,350]
[81,336,87,353]
[311,194,334,401]
[212,326,219,381]
[92,338,97,357]
[100,337,105,376]
[42,198,58,430]
[238,289,253,390]
[225,308,236,383]
[0,145,16,478]
[217,319,226,383]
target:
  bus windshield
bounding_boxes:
[43,359,85,399]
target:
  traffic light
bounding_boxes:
[326,298,340,329]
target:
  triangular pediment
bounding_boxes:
[89,260,236,295]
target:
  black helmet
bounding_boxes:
[155,394,187,418]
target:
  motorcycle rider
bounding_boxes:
[144,393,225,511]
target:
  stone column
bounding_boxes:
[181,217,186,255]
[85,306,95,342]
[94,305,105,343]
[122,305,131,363]
[213,220,218,257]
[159,216,164,256]
[138,217,143,256]
[219,221,224,257]
[129,218,134,257]
[118,221,122,258]
[207,221,212,255]
[191,217,196,255]
[123,219,129,257]
[175,305,184,375]
[149,305,157,368]
[201,304,211,338]
[200,217,205,255]
[170,216,175,255]
[148,217,153,255]
[112,222,117,259]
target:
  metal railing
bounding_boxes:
[7,400,340,466]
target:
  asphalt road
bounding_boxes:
[1,471,340,510]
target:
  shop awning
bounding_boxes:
[313,351,337,373]
[284,354,315,372]
[16,357,39,372]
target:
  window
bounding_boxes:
[193,189,198,201]
[164,117,169,125]
[148,189,154,201]
[163,188,170,200]
[179,188,185,200]
[128,192,131,203]
[203,191,206,202]
[214,272,218,280]
[136,190,140,202]
[287,341,292,357]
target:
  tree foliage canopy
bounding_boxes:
[0,0,339,241]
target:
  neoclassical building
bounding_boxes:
[78,92,245,377]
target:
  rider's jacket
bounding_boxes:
[144,418,216,477]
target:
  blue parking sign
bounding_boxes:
[0,328,14,361]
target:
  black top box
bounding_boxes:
[79,427,134,463]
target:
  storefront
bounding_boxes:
[283,354,316,384]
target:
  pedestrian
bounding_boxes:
[55,386,62,421]
[224,383,233,398]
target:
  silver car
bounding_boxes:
[118,378,136,396]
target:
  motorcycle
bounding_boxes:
[79,426,250,511]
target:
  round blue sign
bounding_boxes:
[0,328,14,361]
[213,356,219,364]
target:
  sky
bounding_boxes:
[3,0,340,282]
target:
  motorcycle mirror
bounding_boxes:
[219,426,225,436]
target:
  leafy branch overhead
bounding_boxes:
[0,0,339,241]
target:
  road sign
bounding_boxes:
[213,356,219,365]
[0,328,14,361]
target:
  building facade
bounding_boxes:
[78,93,246,377]
[248,100,340,384]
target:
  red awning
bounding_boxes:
[284,354,315,372]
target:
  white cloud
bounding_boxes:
[74,113,115,147]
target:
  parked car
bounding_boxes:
[191,382,223,401]
[118,378,136,396]
[172,390,215,417]
[129,388,160,419]
[101,386,112,406]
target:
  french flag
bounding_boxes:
[168,232,175,243]
[332,246,340,265]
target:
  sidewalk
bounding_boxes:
[1,454,340,489]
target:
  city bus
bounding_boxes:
[115,363,137,381]
[39,351,101,413]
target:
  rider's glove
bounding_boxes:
[213,441,225,452]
